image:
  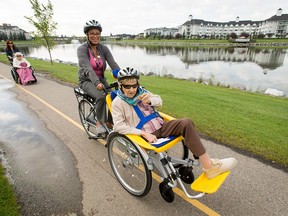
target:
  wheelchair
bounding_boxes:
[9,60,37,85]
[74,82,231,202]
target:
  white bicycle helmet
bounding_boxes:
[83,20,102,34]
[117,67,140,81]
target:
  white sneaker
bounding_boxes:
[203,158,237,179]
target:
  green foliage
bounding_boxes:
[25,0,57,64]
[0,166,20,216]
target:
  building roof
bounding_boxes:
[266,14,288,21]
[183,19,262,26]
[182,10,288,27]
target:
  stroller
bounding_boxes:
[10,53,37,85]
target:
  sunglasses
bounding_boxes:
[8,43,13,44]
[121,83,139,89]
[88,32,101,37]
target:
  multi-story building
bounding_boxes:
[0,23,31,40]
[258,8,288,37]
[143,27,179,38]
[181,8,288,39]
[144,8,288,39]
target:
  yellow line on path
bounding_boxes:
[0,74,220,215]
[17,82,107,145]
[152,172,220,216]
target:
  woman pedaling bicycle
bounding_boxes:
[77,19,120,133]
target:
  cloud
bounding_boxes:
[0,111,18,122]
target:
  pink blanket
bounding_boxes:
[17,62,35,85]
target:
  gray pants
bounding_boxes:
[80,80,110,124]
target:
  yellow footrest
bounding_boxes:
[191,171,230,194]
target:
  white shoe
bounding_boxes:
[203,158,237,179]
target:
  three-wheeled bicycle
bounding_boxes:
[74,81,231,203]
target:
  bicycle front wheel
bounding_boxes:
[108,134,152,197]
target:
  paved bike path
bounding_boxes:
[0,62,287,216]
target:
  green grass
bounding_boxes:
[27,58,79,84]
[142,77,288,167]
[108,38,288,49]
[0,166,20,216]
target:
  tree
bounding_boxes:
[240,32,250,38]
[230,32,237,39]
[25,0,57,65]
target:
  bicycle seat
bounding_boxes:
[74,86,86,96]
[74,86,95,103]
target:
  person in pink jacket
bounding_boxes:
[112,67,237,179]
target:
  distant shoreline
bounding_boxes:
[1,38,288,48]
[105,40,288,47]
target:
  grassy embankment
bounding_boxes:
[0,165,20,215]
[1,38,288,47]
[106,38,288,48]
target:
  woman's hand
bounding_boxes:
[139,93,151,105]
[96,83,104,90]
[141,131,157,143]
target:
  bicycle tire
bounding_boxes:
[11,68,18,84]
[108,134,152,197]
[78,99,99,138]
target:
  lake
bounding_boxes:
[20,43,288,96]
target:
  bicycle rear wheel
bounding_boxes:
[108,134,152,197]
[78,99,99,138]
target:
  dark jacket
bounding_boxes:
[5,48,20,60]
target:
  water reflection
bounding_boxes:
[20,44,288,95]
[181,47,285,70]
[0,79,82,215]
[129,45,286,70]
[0,80,71,175]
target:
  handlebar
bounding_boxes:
[106,81,119,90]
[103,81,119,95]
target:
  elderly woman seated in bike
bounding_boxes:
[111,67,237,179]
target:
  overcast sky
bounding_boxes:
[1,0,287,36]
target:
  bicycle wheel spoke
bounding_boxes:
[108,135,152,196]
[78,99,100,138]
